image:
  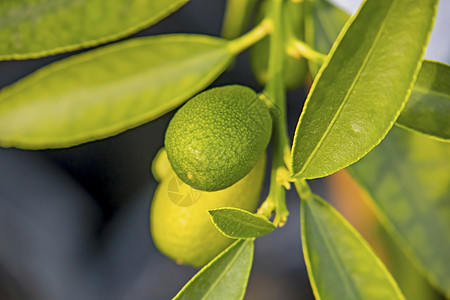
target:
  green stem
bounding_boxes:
[221,0,259,39]
[303,0,320,76]
[287,38,326,65]
[294,179,312,200]
[228,18,273,55]
[259,0,290,227]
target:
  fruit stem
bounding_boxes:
[259,0,290,227]
[227,18,273,55]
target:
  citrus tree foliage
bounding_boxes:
[0,0,448,299]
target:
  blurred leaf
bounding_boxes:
[301,194,405,300]
[304,0,348,75]
[0,35,234,149]
[291,0,438,179]
[173,239,254,300]
[348,127,450,297]
[209,208,275,239]
[221,0,258,39]
[397,60,450,141]
[378,226,442,300]
[250,0,308,89]
[0,0,188,60]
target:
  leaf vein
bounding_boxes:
[298,1,394,176]
[200,241,246,300]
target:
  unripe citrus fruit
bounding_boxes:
[164,85,272,191]
[150,148,265,267]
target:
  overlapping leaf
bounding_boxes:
[397,60,450,141]
[301,194,405,300]
[0,0,188,60]
[348,127,450,297]
[304,0,348,75]
[209,208,275,239]
[173,239,254,300]
[291,0,438,179]
[0,35,234,149]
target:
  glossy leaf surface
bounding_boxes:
[209,208,275,239]
[291,0,438,179]
[0,0,188,60]
[173,239,254,300]
[301,194,405,300]
[397,60,450,141]
[348,127,450,297]
[0,35,234,149]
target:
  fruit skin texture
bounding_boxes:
[150,149,265,268]
[164,85,272,192]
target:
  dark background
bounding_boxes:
[0,1,448,299]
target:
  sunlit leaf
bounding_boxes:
[301,194,405,300]
[348,127,450,297]
[397,60,450,141]
[0,35,234,149]
[0,0,188,60]
[291,0,438,179]
[209,208,275,239]
[173,239,254,300]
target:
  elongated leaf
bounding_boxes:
[379,226,441,300]
[304,0,349,75]
[348,127,450,297]
[291,0,438,179]
[209,208,275,239]
[397,60,450,141]
[173,239,254,300]
[0,0,187,60]
[301,194,405,300]
[0,35,234,149]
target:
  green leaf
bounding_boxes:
[0,35,234,149]
[301,194,405,300]
[0,0,188,60]
[379,226,442,300]
[221,0,258,39]
[397,60,450,141]
[173,239,254,300]
[291,0,438,179]
[304,0,349,75]
[209,207,275,239]
[347,127,450,297]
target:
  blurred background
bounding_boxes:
[0,1,449,299]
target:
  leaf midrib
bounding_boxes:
[0,46,227,111]
[297,1,394,176]
[306,199,361,300]
[412,86,450,100]
[349,154,450,296]
[219,215,273,233]
[200,241,247,300]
